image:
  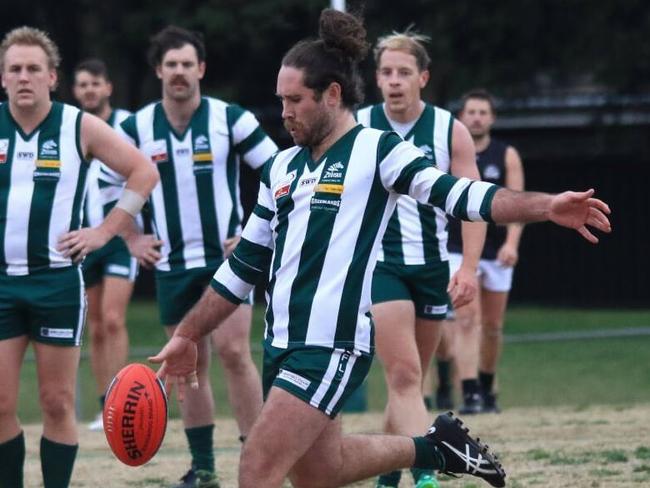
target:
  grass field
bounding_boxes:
[21,405,650,487]
[17,303,650,422]
[15,303,650,486]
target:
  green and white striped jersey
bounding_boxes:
[212,125,498,352]
[84,108,131,228]
[356,103,453,265]
[120,97,278,271]
[0,102,89,275]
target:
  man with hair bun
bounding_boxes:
[357,29,485,488]
[151,9,610,488]
[0,26,158,488]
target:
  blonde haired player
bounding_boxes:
[0,26,157,487]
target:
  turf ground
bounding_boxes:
[15,303,650,486]
[21,404,650,487]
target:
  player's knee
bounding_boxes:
[482,321,504,338]
[385,360,422,392]
[39,387,75,422]
[215,341,251,372]
[239,445,279,483]
[0,391,18,418]
[102,310,125,337]
[290,470,335,488]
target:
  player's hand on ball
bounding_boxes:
[149,335,199,402]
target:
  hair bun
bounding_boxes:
[318,9,369,63]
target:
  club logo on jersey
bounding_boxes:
[274,170,296,200]
[40,139,58,157]
[418,144,434,161]
[193,134,210,152]
[483,164,501,181]
[148,139,168,164]
[323,161,344,180]
[0,139,9,163]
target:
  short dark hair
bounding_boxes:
[460,88,497,114]
[74,58,109,80]
[281,9,369,110]
[147,25,206,68]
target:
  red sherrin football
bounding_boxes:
[103,363,168,466]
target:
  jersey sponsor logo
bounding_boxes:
[40,139,58,157]
[192,152,212,162]
[483,164,501,180]
[277,369,311,390]
[299,177,317,187]
[36,159,61,168]
[310,196,341,212]
[314,183,344,195]
[40,327,74,339]
[274,170,296,200]
[0,139,8,163]
[175,147,191,156]
[17,151,35,160]
[148,139,168,164]
[193,134,210,152]
[323,161,344,180]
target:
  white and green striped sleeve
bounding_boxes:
[211,159,276,303]
[378,131,499,222]
[227,104,278,170]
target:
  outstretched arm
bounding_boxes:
[491,188,611,243]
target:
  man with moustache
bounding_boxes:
[120,26,277,488]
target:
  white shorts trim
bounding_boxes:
[448,252,514,293]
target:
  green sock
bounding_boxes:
[376,469,401,486]
[437,360,452,390]
[40,436,78,488]
[0,431,25,487]
[185,424,215,472]
[412,437,445,470]
[411,467,434,483]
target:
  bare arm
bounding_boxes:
[448,121,486,307]
[57,113,159,259]
[497,146,525,266]
[490,188,611,243]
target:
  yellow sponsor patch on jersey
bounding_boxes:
[192,152,212,162]
[36,159,61,168]
[314,183,344,194]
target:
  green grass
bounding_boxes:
[16,303,650,423]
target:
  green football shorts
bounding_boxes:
[262,342,372,418]
[371,260,450,320]
[0,266,86,346]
